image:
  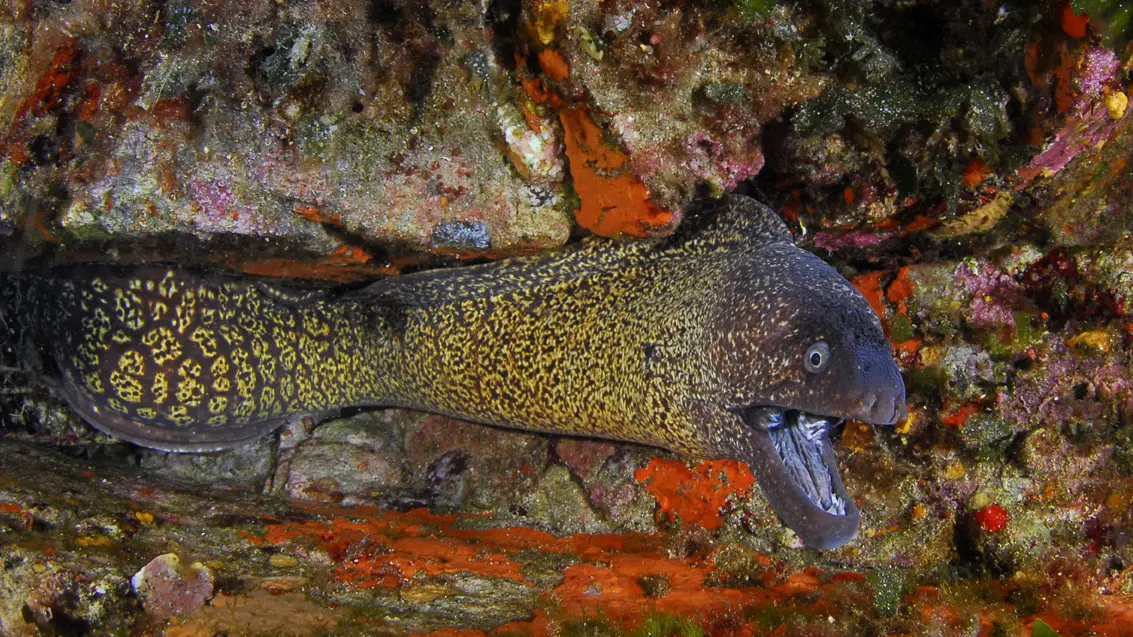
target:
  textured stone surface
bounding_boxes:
[131,553,215,620]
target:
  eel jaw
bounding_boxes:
[738,407,861,550]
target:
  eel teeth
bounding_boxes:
[766,409,846,516]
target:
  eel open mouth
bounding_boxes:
[765,409,846,515]
[739,406,861,550]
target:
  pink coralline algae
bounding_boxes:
[955,262,1024,329]
[813,229,894,251]
[1073,48,1122,107]
[1026,108,1122,177]
[186,179,260,228]
[683,132,765,192]
[1024,48,1123,178]
[1092,362,1133,421]
[999,339,1130,429]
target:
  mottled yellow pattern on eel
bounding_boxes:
[45,251,719,453]
[1,195,906,549]
[2,195,902,454]
[376,241,723,454]
[2,271,388,448]
[82,274,377,420]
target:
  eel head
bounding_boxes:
[709,242,907,550]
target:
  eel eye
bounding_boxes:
[804,341,830,374]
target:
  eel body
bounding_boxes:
[0,195,906,549]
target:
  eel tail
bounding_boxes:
[3,267,390,452]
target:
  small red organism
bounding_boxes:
[1060,2,1090,39]
[850,270,888,329]
[537,48,570,81]
[974,503,1009,533]
[942,403,979,428]
[961,157,990,188]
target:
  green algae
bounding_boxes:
[906,265,965,337]
[963,82,1012,145]
[1012,311,1046,349]
[295,113,344,160]
[560,613,624,637]
[888,312,916,343]
[960,415,1019,460]
[1110,424,1133,474]
[254,24,332,96]
[698,82,751,106]
[904,365,948,402]
[733,0,775,20]
[360,573,538,632]
[936,580,1024,635]
[636,613,706,637]
[778,0,1039,221]
[514,550,580,589]
[1071,0,1133,45]
[560,611,706,637]
[794,78,1009,208]
[815,0,902,84]
[0,23,30,127]
[0,159,17,201]
[868,566,906,618]
[747,604,788,630]
[137,52,205,111]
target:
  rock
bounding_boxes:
[282,413,409,504]
[522,465,609,535]
[553,438,616,483]
[130,554,214,620]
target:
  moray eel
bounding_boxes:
[0,195,905,549]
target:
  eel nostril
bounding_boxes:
[862,394,877,413]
